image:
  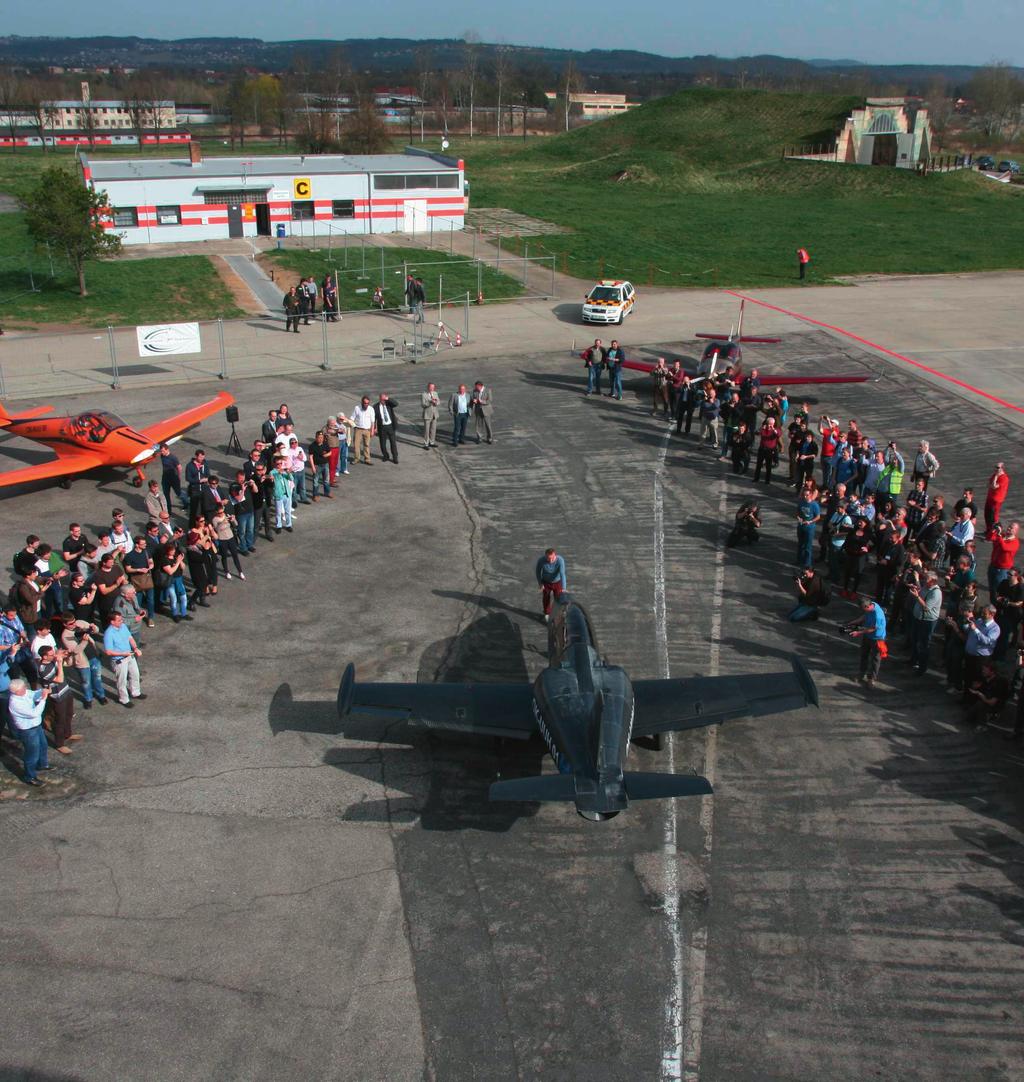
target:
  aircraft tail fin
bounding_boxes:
[489,775,578,803]
[0,403,55,428]
[622,772,713,801]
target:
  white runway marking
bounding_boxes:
[654,427,728,1082]
[682,480,727,1082]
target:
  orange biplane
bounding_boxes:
[0,391,235,491]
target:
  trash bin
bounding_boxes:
[276,224,286,250]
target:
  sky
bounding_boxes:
[5,0,1020,66]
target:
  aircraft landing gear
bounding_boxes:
[59,477,71,490]
[131,465,146,488]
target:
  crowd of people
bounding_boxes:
[672,368,1023,737]
[0,384,501,787]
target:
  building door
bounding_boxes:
[403,199,427,233]
[871,134,898,167]
[255,203,271,237]
[227,203,244,238]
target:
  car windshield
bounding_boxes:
[589,287,622,303]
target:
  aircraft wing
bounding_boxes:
[618,356,869,384]
[336,663,537,740]
[138,391,235,450]
[631,656,818,738]
[0,447,105,489]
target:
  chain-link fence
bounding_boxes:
[0,300,481,400]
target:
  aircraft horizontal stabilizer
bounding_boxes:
[489,775,577,803]
[623,772,713,800]
[737,335,782,344]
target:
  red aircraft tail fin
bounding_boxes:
[0,404,55,428]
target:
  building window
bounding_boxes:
[202,190,267,205]
[156,205,181,225]
[373,174,405,190]
[436,173,460,189]
[292,200,315,220]
[112,207,138,228]
[331,199,354,218]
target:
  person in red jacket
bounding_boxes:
[797,247,810,280]
[986,520,1019,599]
[984,462,1010,531]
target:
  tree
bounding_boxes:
[493,46,511,137]
[21,167,121,297]
[560,61,584,132]
[339,99,391,154]
[25,80,58,152]
[414,47,432,142]
[0,67,24,152]
[970,61,1024,139]
[462,32,480,138]
[225,72,248,149]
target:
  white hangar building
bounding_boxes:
[81,144,466,246]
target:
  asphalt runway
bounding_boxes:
[1,331,1022,1081]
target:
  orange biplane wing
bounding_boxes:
[138,391,235,451]
[0,448,105,489]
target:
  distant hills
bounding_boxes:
[0,35,1018,89]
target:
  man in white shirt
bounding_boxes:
[110,509,133,557]
[448,384,470,447]
[947,506,976,565]
[8,678,50,785]
[351,396,376,465]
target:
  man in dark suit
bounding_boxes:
[373,393,400,465]
[185,450,209,526]
[261,410,278,445]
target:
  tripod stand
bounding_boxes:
[225,423,244,456]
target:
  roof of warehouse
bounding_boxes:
[83,152,461,182]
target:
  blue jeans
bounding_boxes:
[586,365,603,394]
[610,367,623,398]
[313,463,331,497]
[77,657,106,703]
[796,525,816,568]
[789,603,819,622]
[292,470,308,505]
[989,565,1009,599]
[136,586,155,620]
[338,443,349,473]
[452,412,469,445]
[163,472,187,511]
[910,618,937,672]
[18,724,48,781]
[163,576,187,616]
[236,512,255,552]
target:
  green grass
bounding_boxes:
[263,245,525,310]
[0,213,244,328]
[421,89,1024,287]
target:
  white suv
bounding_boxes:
[582,280,636,325]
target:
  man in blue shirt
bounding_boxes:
[535,549,568,623]
[850,598,887,685]
[102,612,145,708]
[796,492,821,569]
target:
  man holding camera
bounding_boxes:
[985,520,1020,599]
[789,567,829,622]
[848,597,887,686]
[908,573,943,675]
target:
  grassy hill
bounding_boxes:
[444,89,1024,287]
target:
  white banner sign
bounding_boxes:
[136,322,202,358]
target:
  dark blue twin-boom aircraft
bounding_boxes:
[337,593,818,821]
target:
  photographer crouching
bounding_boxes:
[789,566,830,622]
[727,500,762,548]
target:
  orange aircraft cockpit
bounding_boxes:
[63,411,130,444]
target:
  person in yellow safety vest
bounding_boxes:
[880,441,906,499]
[797,247,810,280]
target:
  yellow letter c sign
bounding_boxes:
[293,177,311,199]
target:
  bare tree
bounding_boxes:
[561,60,583,132]
[970,61,1024,140]
[0,66,23,152]
[493,46,511,137]
[25,80,58,152]
[462,32,481,138]
[414,46,432,142]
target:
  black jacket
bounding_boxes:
[373,400,399,428]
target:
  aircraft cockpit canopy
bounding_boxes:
[64,411,130,443]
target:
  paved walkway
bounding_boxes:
[224,255,282,313]
[0,265,1022,430]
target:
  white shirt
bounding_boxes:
[30,632,56,658]
[111,525,132,554]
[289,446,307,472]
[455,393,469,413]
[352,405,375,430]
[950,518,975,545]
[9,689,46,731]
[378,402,392,426]
[275,432,293,452]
